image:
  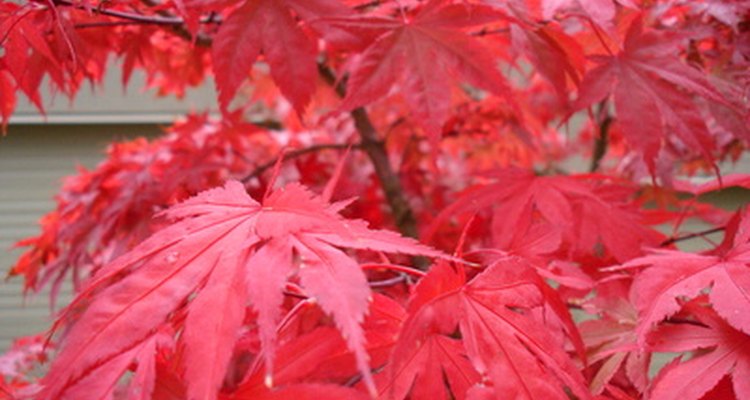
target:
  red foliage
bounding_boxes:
[1,0,750,399]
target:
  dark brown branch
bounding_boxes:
[53,0,184,25]
[241,143,359,183]
[53,0,217,44]
[74,20,157,29]
[318,63,420,242]
[53,0,423,249]
[660,226,726,247]
[137,0,215,45]
[590,101,612,173]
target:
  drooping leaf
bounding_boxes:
[335,1,512,143]
[429,168,663,262]
[509,24,585,102]
[574,17,743,173]
[0,67,15,133]
[39,180,443,399]
[212,0,351,114]
[614,208,750,345]
[234,293,404,396]
[380,259,590,399]
[648,302,750,400]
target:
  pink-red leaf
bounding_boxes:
[648,304,750,400]
[615,208,750,345]
[429,169,663,262]
[40,180,442,399]
[337,2,512,143]
[213,0,335,114]
[575,19,734,172]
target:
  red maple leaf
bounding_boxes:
[212,0,351,114]
[231,293,404,398]
[509,24,585,102]
[0,67,15,133]
[377,262,479,400]
[575,18,736,173]
[429,168,663,262]
[647,301,750,400]
[38,180,442,399]
[579,280,649,395]
[333,1,513,143]
[614,207,750,345]
[379,259,590,399]
[541,0,616,27]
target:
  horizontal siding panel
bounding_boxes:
[0,125,159,352]
[11,68,216,125]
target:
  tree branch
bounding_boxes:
[53,0,185,25]
[660,226,726,247]
[241,143,359,183]
[317,63,421,242]
[590,100,611,173]
[54,0,423,248]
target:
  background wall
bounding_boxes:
[0,125,161,350]
[0,68,216,351]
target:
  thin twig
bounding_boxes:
[74,20,156,29]
[590,100,611,173]
[369,275,407,288]
[53,0,184,25]
[660,226,726,247]
[241,143,360,183]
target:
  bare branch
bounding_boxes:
[241,143,360,183]
[660,226,726,247]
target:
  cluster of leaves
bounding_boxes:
[2,0,750,399]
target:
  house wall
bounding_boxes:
[0,124,162,351]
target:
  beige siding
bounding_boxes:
[0,124,161,351]
[10,68,217,125]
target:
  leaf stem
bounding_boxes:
[360,263,426,278]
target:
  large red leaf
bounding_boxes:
[614,208,750,345]
[212,0,351,114]
[39,180,442,399]
[575,18,736,172]
[458,258,590,400]
[378,262,478,400]
[648,302,750,400]
[429,168,663,262]
[335,1,512,143]
[380,259,590,399]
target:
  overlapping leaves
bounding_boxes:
[614,208,750,345]
[39,180,442,399]
[378,259,589,399]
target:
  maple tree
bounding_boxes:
[1,0,750,399]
